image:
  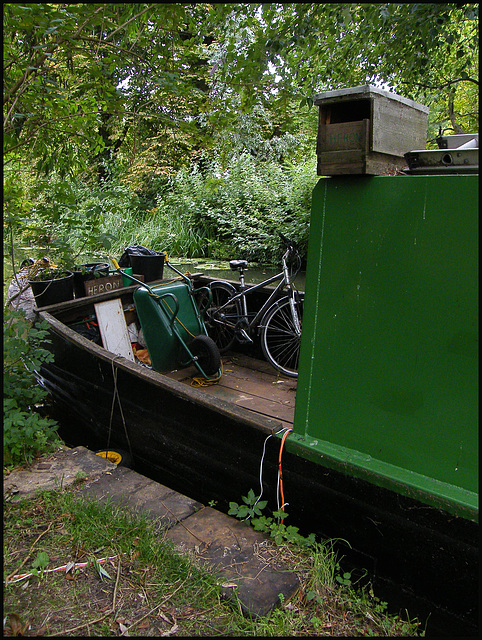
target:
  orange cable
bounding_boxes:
[278,428,292,523]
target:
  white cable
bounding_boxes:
[253,433,272,509]
[252,427,292,507]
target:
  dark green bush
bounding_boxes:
[153,154,317,262]
[7,156,317,266]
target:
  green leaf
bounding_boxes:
[92,558,112,581]
[228,501,240,515]
[242,488,256,505]
[32,551,49,570]
[236,505,250,518]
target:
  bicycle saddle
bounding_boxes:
[229,260,248,271]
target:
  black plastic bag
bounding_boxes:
[118,245,161,267]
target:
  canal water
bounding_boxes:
[168,258,306,291]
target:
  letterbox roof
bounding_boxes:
[314,84,429,114]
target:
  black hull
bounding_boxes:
[38,307,478,636]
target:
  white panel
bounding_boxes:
[94,298,135,361]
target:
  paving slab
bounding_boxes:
[78,465,202,527]
[3,445,116,499]
[4,445,300,618]
[165,506,300,617]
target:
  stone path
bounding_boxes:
[4,445,300,618]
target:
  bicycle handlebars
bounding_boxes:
[278,232,301,277]
[278,231,299,253]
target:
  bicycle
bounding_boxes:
[198,233,303,378]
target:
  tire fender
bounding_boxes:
[95,449,132,468]
[209,280,237,294]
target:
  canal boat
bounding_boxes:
[20,228,477,637]
[13,85,478,635]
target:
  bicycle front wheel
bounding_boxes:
[260,297,302,378]
[203,282,241,353]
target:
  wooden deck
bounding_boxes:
[166,352,297,428]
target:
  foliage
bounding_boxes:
[4,167,131,268]
[3,307,60,466]
[27,268,72,282]
[4,490,423,636]
[200,102,319,171]
[228,488,317,549]
[148,154,316,262]
[30,551,50,578]
[3,3,219,178]
[5,3,477,189]
[210,3,478,134]
[226,487,422,635]
[5,152,316,266]
[3,3,478,279]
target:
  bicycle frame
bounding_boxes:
[213,248,300,334]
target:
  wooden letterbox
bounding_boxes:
[315,85,429,176]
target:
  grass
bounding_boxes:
[3,479,424,636]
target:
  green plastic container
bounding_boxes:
[121,267,134,286]
[134,281,206,372]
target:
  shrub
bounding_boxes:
[7,156,317,266]
[152,154,317,262]
[3,307,60,466]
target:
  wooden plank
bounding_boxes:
[372,94,428,156]
[225,352,291,377]
[317,120,369,153]
[94,298,135,362]
[85,274,123,297]
[166,353,296,424]
[221,365,296,404]
[317,150,366,175]
[198,383,294,424]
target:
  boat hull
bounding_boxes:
[37,291,478,636]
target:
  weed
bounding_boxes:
[226,489,424,636]
[229,488,316,548]
[30,551,49,578]
[70,471,88,489]
[228,487,268,520]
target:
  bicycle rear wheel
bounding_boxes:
[203,282,241,353]
[260,297,302,378]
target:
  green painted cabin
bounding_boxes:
[290,174,478,521]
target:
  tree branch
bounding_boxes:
[412,77,479,90]
[3,6,105,108]
[104,4,158,43]
[447,86,464,134]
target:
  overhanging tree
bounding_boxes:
[4,3,478,179]
[208,3,478,137]
[3,3,218,177]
